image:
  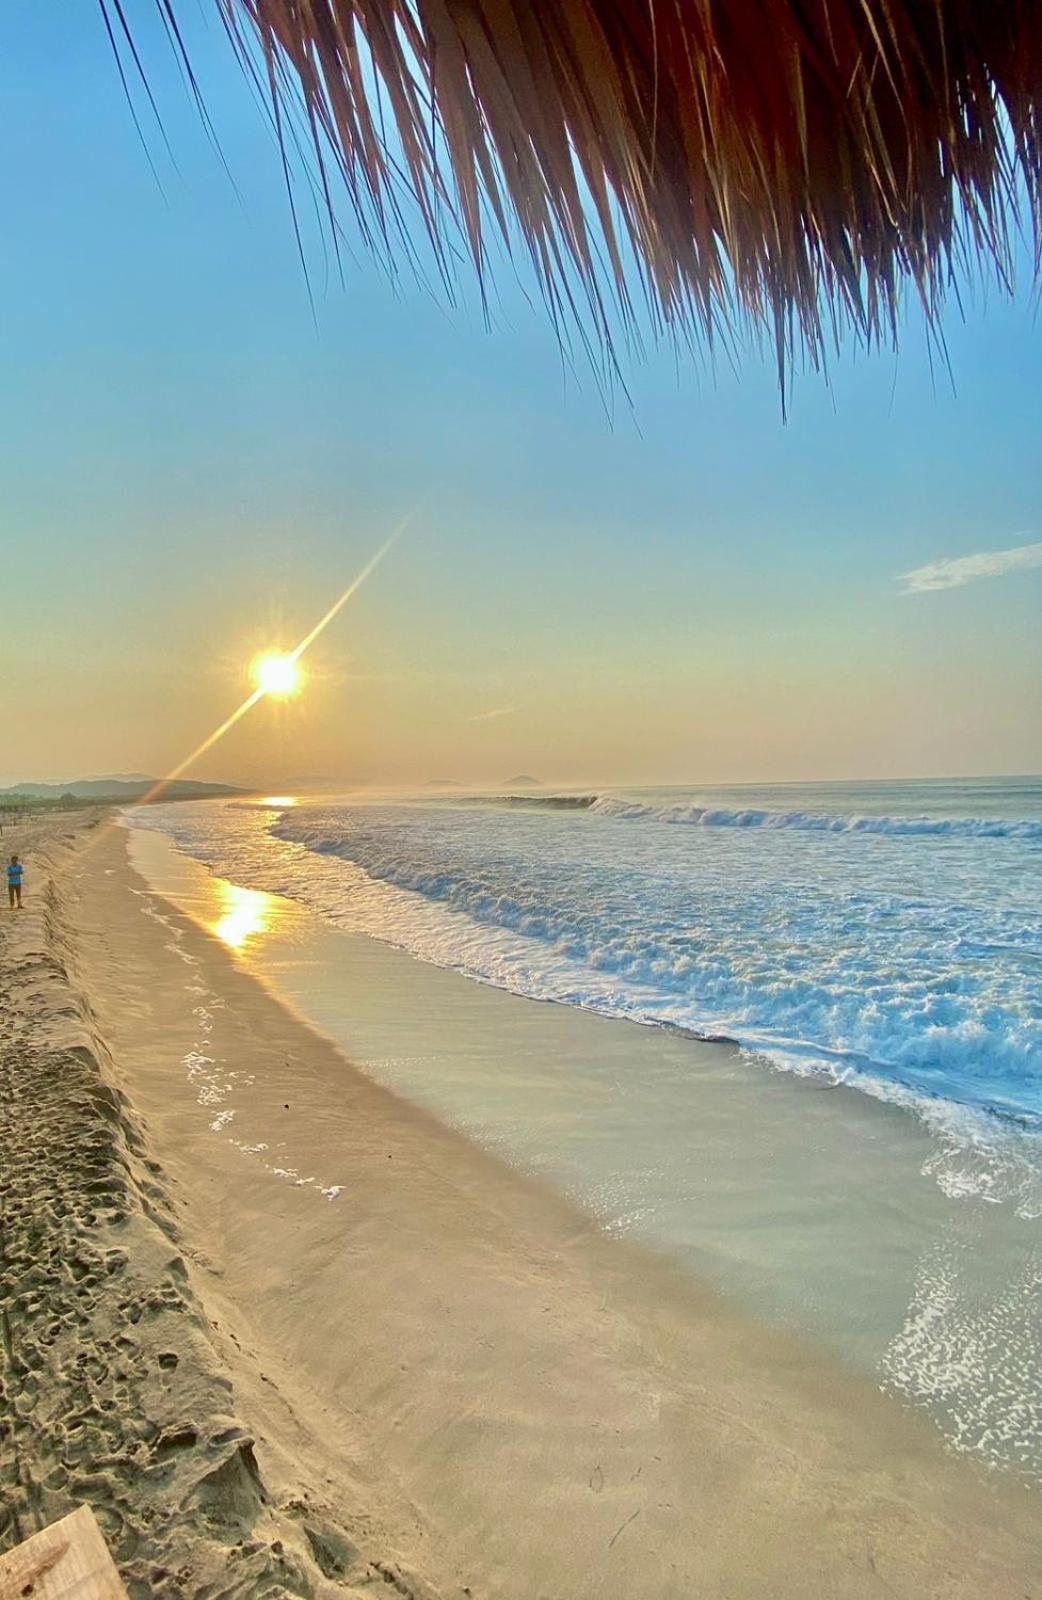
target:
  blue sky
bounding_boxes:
[2,4,1040,788]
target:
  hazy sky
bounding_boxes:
[2,7,1040,790]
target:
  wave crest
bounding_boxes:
[475,794,597,810]
[586,796,1042,839]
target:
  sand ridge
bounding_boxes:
[0,815,438,1599]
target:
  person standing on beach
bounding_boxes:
[7,854,24,908]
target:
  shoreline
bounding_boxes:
[146,790,1042,1214]
[0,813,382,1598]
[4,813,1042,1598]
[125,813,1042,1481]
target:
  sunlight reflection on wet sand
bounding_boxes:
[211,880,282,951]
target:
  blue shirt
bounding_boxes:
[7,862,23,883]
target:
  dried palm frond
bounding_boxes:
[183,2,1042,383]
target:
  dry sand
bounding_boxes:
[1,814,369,1598]
[2,812,1041,1599]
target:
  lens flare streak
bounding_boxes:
[135,519,410,808]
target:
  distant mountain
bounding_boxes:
[0,777,246,801]
[504,774,542,787]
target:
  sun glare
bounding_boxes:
[212,882,278,951]
[252,652,302,698]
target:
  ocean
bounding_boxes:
[128,775,1042,1476]
[138,777,1042,1140]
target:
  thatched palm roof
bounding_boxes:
[157,2,1042,379]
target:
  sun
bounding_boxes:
[252,651,302,698]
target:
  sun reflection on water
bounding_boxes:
[211,882,279,951]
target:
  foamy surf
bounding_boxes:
[125,803,1042,1486]
[465,788,1042,838]
[588,793,1042,837]
[128,777,1042,1210]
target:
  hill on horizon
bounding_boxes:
[1,776,247,801]
[504,775,542,787]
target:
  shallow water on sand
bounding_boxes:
[135,780,1042,1140]
[128,818,1042,1485]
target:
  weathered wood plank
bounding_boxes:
[0,1506,127,1600]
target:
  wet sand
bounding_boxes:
[0,814,377,1597]
[3,812,1042,1598]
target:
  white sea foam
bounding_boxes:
[881,1235,1042,1476]
[126,781,1042,1476]
[127,779,1042,1196]
[471,789,1042,838]
[588,793,1042,838]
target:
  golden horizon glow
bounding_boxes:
[252,652,302,699]
[126,517,412,812]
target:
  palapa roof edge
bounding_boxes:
[141,2,1042,386]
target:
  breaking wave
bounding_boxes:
[264,805,1042,1150]
[486,793,1042,839]
[128,779,1042,1201]
[475,793,598,810]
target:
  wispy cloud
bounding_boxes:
[898,538,1042,594]
[469,706,515,723]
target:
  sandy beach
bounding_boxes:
[8,5,1042,1592]
[3,810,1042,1600]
